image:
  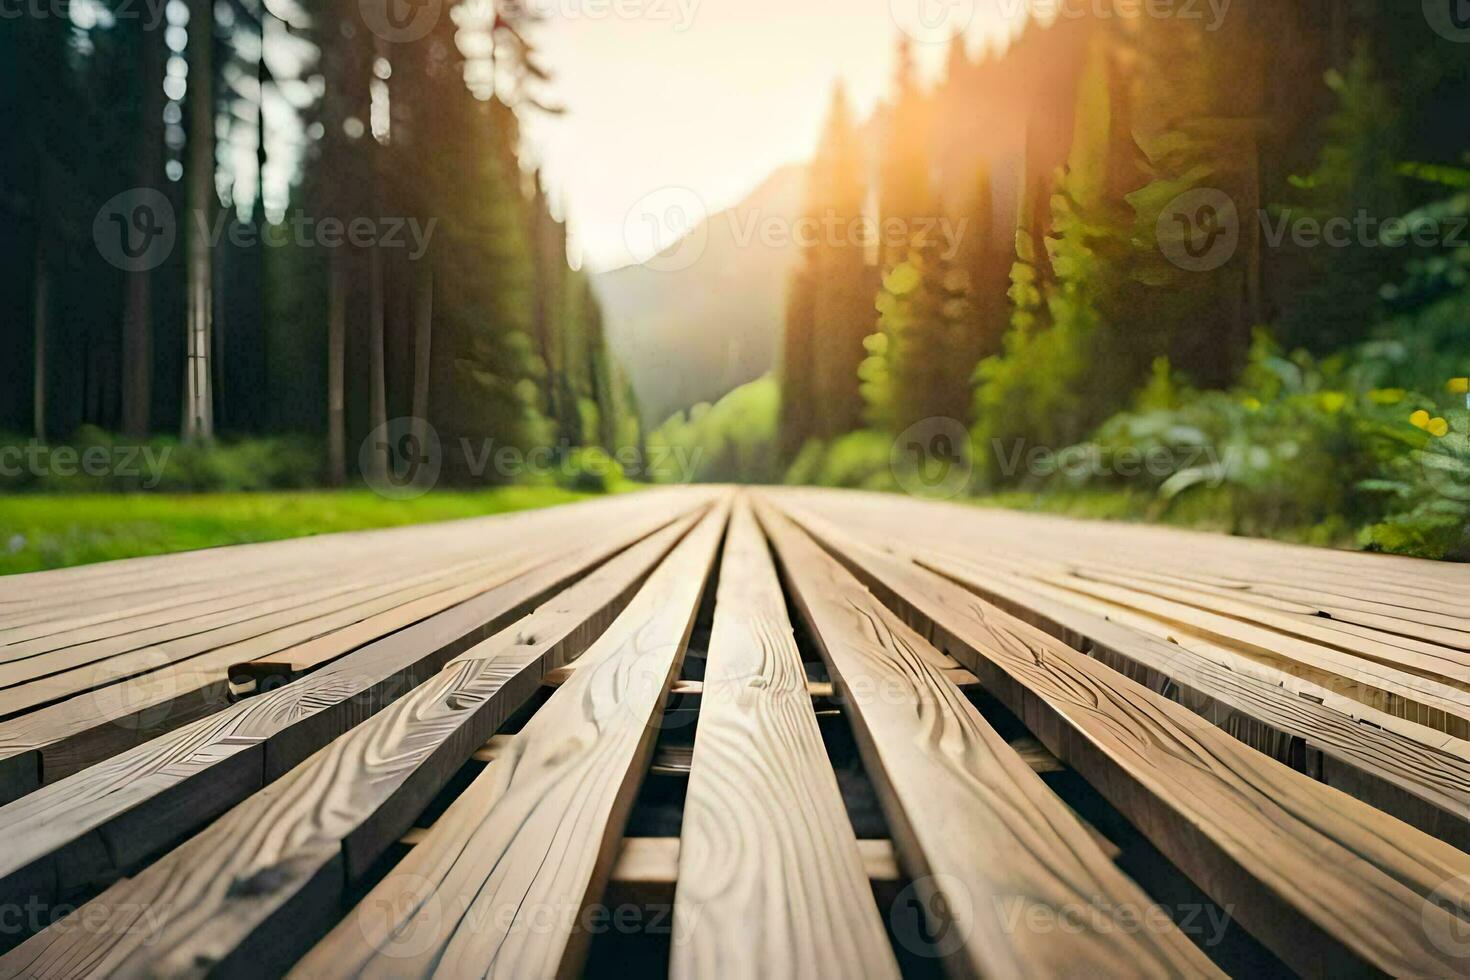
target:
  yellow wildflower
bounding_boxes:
[1427,417,1450,438]
[1410,409,1431,429]
[1449,378,1469,395]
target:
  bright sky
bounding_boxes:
[520,0,1023,272]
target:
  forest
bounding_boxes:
[650,1,1470,560]
[3,0,1470,567]
[1,0,641,497]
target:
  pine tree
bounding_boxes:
[877,38,935,271]
[805,84,873,438]
[777,263,818,460]
[861,241,974,434]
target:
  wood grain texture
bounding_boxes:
[0,512,707,979]
[0,502,704,933]
[751,498,1219,980]
[776,489,1470,842]
[917,549,1470,848]
[0,552,536,717]
[771,496,1470,976]
[672,496,897,980]
[289,499,730,979]
[0,493,709,793]
[772,487,1470,625]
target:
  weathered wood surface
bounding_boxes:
[772,488,1470,842]
[2,485,1469,978]
[0,491,706,796]
[0,512,708,978]
[672,496,896,980]
[768,493,1470,976]
[289,500,729,979]
[754,498,1220,979]
[0,500,708,919]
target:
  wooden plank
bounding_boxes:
[773,489,1470,845]
[0,511,708,977]
[774,487,1470,624]
[915,549,1470,848]
[773,498,1470,976]
[672,496,896,979]
[605,837,904,905]
[752,498,1218,980]
[0,504,704,928]
[0,552,537,717]
[974,552,1470,736]
[289,498,730,979]
[0,496,706,790]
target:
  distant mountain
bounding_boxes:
[593,164,806,426]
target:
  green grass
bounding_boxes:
[0,486,603,575]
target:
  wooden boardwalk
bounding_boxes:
[1,486,1469,977]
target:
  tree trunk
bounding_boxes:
[32,238,48,443]
[327,250,346,487]
[366,243,387,483]
[183,0,214,442]
[411,264,433,449]
[122,28,163,439]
